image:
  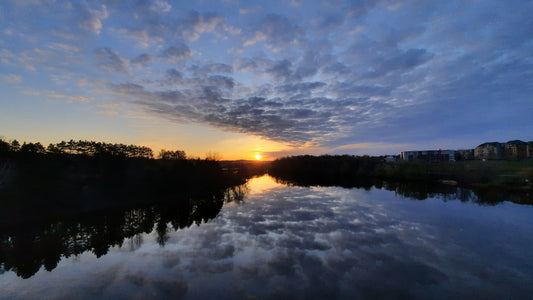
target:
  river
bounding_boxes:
[1,175,532,299]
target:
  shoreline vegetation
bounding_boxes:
[269,155,533,204]
[1,138,532,228]
[0,139,265,228]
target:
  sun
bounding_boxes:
[255,154,262,160]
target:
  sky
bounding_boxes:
[0,0,532,160]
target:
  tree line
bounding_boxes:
[269,154,384,184]
[0,137,259,228]
[0,138,156,159]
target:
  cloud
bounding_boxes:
[243,32,267,46]
[266,59,293,81]
[105,78,339,144]
[115,9,235,44]
[47,43,82,53]
[277,82,326,95]
[322,62,350,75]
[289,0,303,7]
[94,48,128,73]
[77,3,108,35]
[165,69,183,82]
[344,0,380,17]
[3,74,22,83]
[1,47,65,72]
[207,75,234,89]
[238,6,263,15]
[2,0,532,153]
[108,83,145,94]
[235,58,258,72]
[131,54,153,65]
[160,44,192,61]
[186,11,225,35]
[90,1,532,149]
[381,48,433,71]
[244,13,304,49]
[97,110,118,115]
[151,0,171,13]
[98,103,120,108]
[188,63,233,76]
[312,14,346,33]
[23,90,93,102]
[115,28,165,48]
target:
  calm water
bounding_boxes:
[1,175,533,299]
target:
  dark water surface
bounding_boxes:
[1,175,532,299]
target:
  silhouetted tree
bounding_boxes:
[205,151,221,161]
[10,140,20,152]
[0,139,10,155]
[159,149,186,160]
[19,142,46,155]
[46,143,64,155]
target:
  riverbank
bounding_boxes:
[270,155,532,187]
[2,151,532,228]
[268,155,533,204]
[0,154,251,228]
[379,159,533,190]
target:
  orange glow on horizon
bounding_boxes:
[135,124,297,160]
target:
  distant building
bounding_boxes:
[504,140,527,159]
[455,149,474,160]
[400,150,455,162]
[401,140,532,162]
[474,140,530,159]
[474,142,503,160]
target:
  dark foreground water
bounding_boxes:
[1,175,533,299]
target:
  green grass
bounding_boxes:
[392,159,533,189]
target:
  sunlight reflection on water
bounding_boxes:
[245,174,284,196]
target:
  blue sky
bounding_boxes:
[1,0,531,159]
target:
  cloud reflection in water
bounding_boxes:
[1,175,532,299]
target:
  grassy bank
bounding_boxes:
[378,159,533,190]
[270,155,532,188]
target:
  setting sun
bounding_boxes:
[255,154,262,160]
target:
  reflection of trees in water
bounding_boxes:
[0,183,243,279]
[269,155,533,205]
[382,181,533,205]
[224,184,249,204]
[272,175,532,205]
[0,148,262,278]
[381,181,476,202]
